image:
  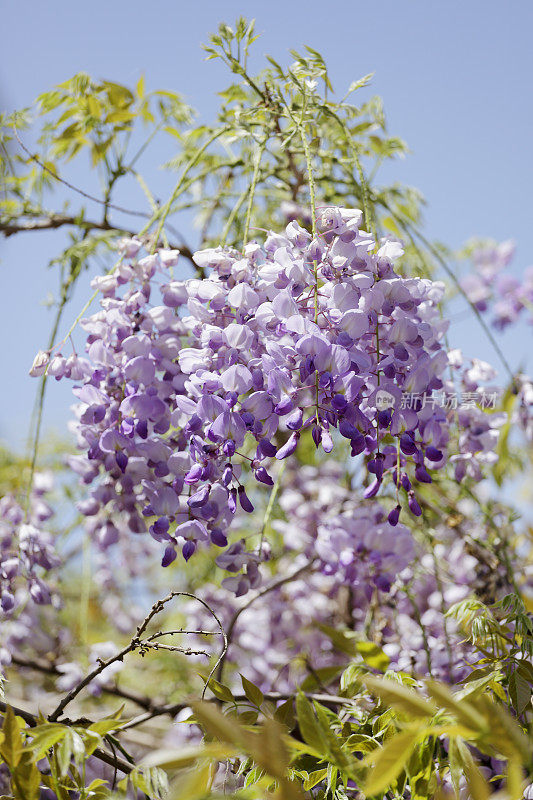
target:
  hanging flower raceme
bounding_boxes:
[461,238,533,329]
[0,474,65,677]
[31,208,503,592]
[0,472,59,616]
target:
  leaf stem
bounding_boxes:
[243,138,267,249]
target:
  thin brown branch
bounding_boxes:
[48,591,227,723]
[12,123,147,219]
[0,213,194,261]
[0,211,207,277]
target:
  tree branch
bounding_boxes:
[47,591,226,723]
[119,689,355,732]
[0,213,194,262]
[0,212,209,278]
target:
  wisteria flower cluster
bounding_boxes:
[461,239,533,329]
[31,209,505,592]
[315,506,415,595]
[185,464,511,693]
[460,240,533,443]
[0,471,59,615]
[275,463,415,594]
[444,352,506,481]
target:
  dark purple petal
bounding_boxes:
[182,541,196,561]
[238,486,254,513]
[162,546,177,567]
[387,505,401,526]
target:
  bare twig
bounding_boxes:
[12,124,147,220]
[48,591,227,723]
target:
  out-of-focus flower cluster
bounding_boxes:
[445,352,507,481]
[461,239,533,330]
[0,472,63,672]
[460,239,533,443]
[0,472,59,616]
[55,641,123,696]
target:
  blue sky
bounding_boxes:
[1,0,533,450]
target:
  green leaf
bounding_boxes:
[364,676,437,719]
[273,697,295,730]
[346,733,378,755]
[142,743,234,771]
[105,110,135,125]
[340,662,365,695]
[508,669,532,715]
[86,778,108,791]
[457,740,490,800]
[243,764,265,788]
[425,678,490,733]
[237,709,259,725]
[448,739,463,797]
[362,727,421,796]
[191,702,245,748]
[56,729,85,777]
[506,755,524,800]
[77,728,101,757]
[355,640,390,671]
[29,723,69,758]
[516,660,533,684]
[252,717,290,776]
[168,760,213,800]
[303,768,328,790]
[474,695,530,760]
[86,96,101,119]
[0,706,23,768]
[315,623,359,656]
[88,718,125,736]
[347,73,374,95]
[206,678,235,704]
[240,674,264,708]
[11,750,40,800]
[382,214,402,236]
[455,669,503,700]
[130,766,169,800]
[301,665,343,691]
[295,693,328,753]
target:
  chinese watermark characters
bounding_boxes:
[374,389,501,411]
[399,390,501,411]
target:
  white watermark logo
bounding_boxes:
[375,389,395,410]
